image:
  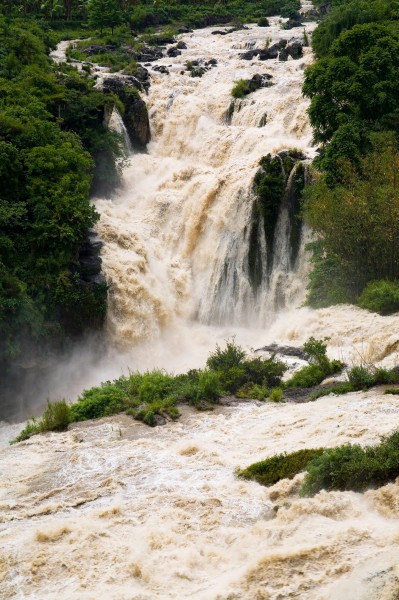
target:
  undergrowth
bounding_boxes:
[237,448,324,486]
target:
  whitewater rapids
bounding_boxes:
[2,384,399,599]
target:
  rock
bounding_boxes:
[258,113,268,127]
[176,41,187,50]
[102,77,151,150]
[206,58,218,66]
[251,73,273,88]
[178,26,192,33]
[239,49,259,60]
[212,29,228,35]
[256,343,309,360]
[167,46,182,57]
[153,65,169,74]
[287,38,303,59]
[81,44,115,56]
[284,18,303,30]
[135,46,163,62]
[134,65,150,82]
[150,35,175,45]
[258,46,279,60]
[278,48,290,61]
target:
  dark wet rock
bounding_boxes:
[287,38,304,59]
[206,58,218,66]
[256,343,308,360]
[178,26,193,33]
[150,35,176,45]
[153,414,167,426]
[258,112,268,127]
[259,46,279,60]
[176,41,187,50]
[81,44,115,56]
[278,48,290,61]
[251,73,273,88]
[153,65,169,74]
[283,383,340,403]
[284,18,303,30]
[167,46,182,57]
[212,29,229,35]
[134,65,150,82]
[134,46,163,62]
[239,49,259,60]
[102,77,151,150]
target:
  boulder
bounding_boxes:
[153,65,169,74]
[167,46,182,57]
[278,48,289,61]
[176,41,187,49]
[258,46,279,60]
[206,58,218,66]
[284,18,303,30]
[178,26,193,33]
[287,38,303,59]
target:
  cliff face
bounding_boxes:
[102,76,151,150]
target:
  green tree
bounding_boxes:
[304,134,399,299]
[88,0,124,33]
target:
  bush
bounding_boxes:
[347,366,375,390]
[207,339,246,371]
[269,387,283,402]
[69,383,127,421]
[237,448,325,487]
[301,431,399,495]
[285,337,343,389]
[258,17,270,26]
[231,79,252,99]
[12,399,70,443]
[358,280,399,315]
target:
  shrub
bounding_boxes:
[347,366,375,390]
[40,400,71,431]
[309,382,354,401]
[237,448,325,487]
[69,383,127,421]
[236,383,268,400]
[231,79,252,99]
[301,432,399,496]
[358,280,399,316]
[12,399,70,443]
[285,337,343,389]
[258,17,270,26]
[285,364,325,388]
[269,387,283,402]
[206,339,246,371]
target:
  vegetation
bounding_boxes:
[0,0,301,31]
[285,337,344,389]
[302,0,399,309]
[13,340,287,441]
[0,18,127,376]
[237,448,325,486]
[301,431,399,495]
[239,431,399,496]
[358,280,399,315]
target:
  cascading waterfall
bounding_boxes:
[108,107,132,153]
[95,18,317,347]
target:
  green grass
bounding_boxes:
[237,448,325,486]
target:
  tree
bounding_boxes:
[88,0,124,33]
[304,134,399,299]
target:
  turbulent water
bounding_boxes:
[95,18,316,346]
[3,5,399,599]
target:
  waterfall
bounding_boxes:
[95,18,317,348]
[108,107,132,154]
